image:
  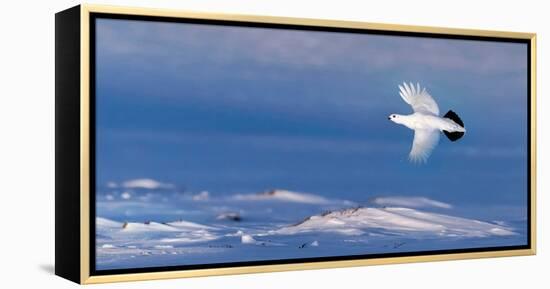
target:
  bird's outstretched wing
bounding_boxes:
[409,129,440,163]
[398,82,440,115]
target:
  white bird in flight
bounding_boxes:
[389,82,466,163]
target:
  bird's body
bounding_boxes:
[389,82,466,163]
[393,113,465,132]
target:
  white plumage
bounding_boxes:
[398,82,440,115]
[389,82,466,163]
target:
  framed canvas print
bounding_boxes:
[55,4,536,284]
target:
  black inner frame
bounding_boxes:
[89,12,532,276]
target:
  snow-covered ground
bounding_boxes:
[96,188,527,270]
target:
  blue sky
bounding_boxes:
[95,18,528,217]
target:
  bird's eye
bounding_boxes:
[392,115,396,118]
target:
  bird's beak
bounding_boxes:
[387,117,391,120]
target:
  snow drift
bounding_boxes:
[96,217,219,244]
[272,207,515,238]
[371,196,452,209]
[233,189,352,205]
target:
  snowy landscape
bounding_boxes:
[94,19,529,271]
[96,180,526,270]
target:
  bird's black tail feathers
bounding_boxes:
[443,110,465,142]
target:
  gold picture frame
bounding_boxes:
[55,4,536,284]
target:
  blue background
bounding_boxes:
[95,18,528,220]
